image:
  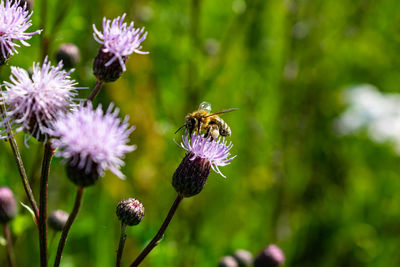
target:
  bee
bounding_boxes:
[177,101,237,140]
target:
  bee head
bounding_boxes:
[185,115,197,135]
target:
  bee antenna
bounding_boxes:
[175,124,186,134]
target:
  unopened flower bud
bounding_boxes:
[93,47,127,82]
[48,210,69,231]
[56,43,81,69]
[0,187,17,224]
[219,256,239,267]
[116,198,144,226]
[233,249,253,266]
[66,159,100,187]
[254,245,285,267]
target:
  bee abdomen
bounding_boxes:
[216,119,231,136]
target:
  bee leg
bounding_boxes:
[209,124,220,141]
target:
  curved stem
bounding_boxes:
[39,142,54,267]
[3,224,16,267]
[53,187,84,267]
[130,194,184,267]
[85,80,104,105]
[116,223,127,267]
[0,104,39,222]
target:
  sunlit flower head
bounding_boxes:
[0,57,78,141]
[93,13,148,73]
[172,132,235,197]
[50,102,136,184]
[180,132,235,178]
[0,0,41,64]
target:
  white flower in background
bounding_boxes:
[335,84,400,153]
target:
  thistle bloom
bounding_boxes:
[0,0,41,64]
[0,57,78,141]
[49,103,136,186]
[92,13,148,82]
[172,132,235,197]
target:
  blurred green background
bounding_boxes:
[1,0,400,266]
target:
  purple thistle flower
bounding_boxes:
[50,102,136,183]
[0,57,78,141]
[172,132,235,197]
[0,0,41,64]
[180,132,235,178]
[92,13,148,81]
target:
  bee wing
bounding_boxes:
[205,108,238,117]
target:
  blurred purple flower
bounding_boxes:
[93,13,148,72]
[0,57,78,141]
[179,132,236,178]
[50,102,136,179]
[0,0,41,63]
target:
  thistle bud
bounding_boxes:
[0,187,17,224]
[48,210,69,231]
[233,249,253,266]
[66,160,100,187]
[219,256,239,267]
[56,43,81,69]
[254,245,285,267]
[93,47,127,82]
[172,153,210,197]
[116,198,144,226]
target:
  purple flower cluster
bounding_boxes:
[0,58,78,141]
[50,102,136,179]
[179,132,235,178]
[93,13,148,72]
[0,0,41,62]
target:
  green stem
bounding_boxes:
[0,104,39,222]
[53,187,85,267]
[116,223,127,267]
[40,0,48,60]
[130,194,184,267]
[39,142,54,267]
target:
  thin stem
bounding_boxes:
[53,187,85,267]
[40,0,48,60]
[39,142,54,267]
[3,224,16,267]
[116,223,127,267]
[130,194,184,267]
[0,104,39,222]
[85,80,104,105]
